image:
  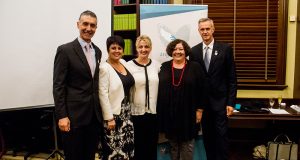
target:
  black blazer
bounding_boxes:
[53,39,102,128]
[190,41,237,111]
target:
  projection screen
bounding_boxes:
[0,0,112,110]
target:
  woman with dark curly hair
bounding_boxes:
[157,39,205,160]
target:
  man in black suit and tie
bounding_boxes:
[190,18,237,160]
[53,10,102,160]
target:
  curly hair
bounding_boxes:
[166,39,191,57]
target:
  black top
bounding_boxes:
[116,67,135,103]
[157,60,204,141]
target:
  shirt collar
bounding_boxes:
[77,37,93,50]
[203,39,214,50]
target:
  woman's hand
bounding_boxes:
[107,119,116,130]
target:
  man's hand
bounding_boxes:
[58,117,71,132]
[196,109,203,123]
[226,106,234,117]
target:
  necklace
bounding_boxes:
[172,61,186,87]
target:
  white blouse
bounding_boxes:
[126,59,160,115]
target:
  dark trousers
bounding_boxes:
[202,109,229,160]
[169,138,194,160]
[61,120,100,160]
[132,113,158,160]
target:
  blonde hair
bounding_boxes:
[135,35,152,48]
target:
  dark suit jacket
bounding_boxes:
[53,39,102,128]
[190,41,237,111]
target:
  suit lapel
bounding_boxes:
[92,43,100,66]
[198,43,207,72]
[72,39,93,77]
[208,43,219,73]
[92,42,101,78]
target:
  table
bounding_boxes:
[230,107,300,120]
[228,107,300,159]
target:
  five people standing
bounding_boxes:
[190,17,237,160]
[53,9,236,160]
[53,10,102,160]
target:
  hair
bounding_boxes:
[106,35,125,51]
[135,35,152,48]
[198,17,215,30]
[79,10,97,20]
[166,39,191,57]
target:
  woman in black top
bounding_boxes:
[157,39,204,160]
[99,35,135,160]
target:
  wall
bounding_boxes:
[293,0,300,98]
[169,0,184,4]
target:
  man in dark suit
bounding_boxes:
[53,10,102,160]
[190,18,237,160]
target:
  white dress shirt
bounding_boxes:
[202,39,215,62]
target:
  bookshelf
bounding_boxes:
[113,0,140,59]
[113,0,169,59]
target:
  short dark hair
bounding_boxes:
[198,17,215,30]
[106,35,125,52]
[79,10,97,20]
[166,39,191,57]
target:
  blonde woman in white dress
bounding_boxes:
[126,35,160,160]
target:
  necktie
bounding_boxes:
[204,46,210,71]
[85,44,94,76]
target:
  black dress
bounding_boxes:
[102,68,135,160]
[157,60,204,142]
